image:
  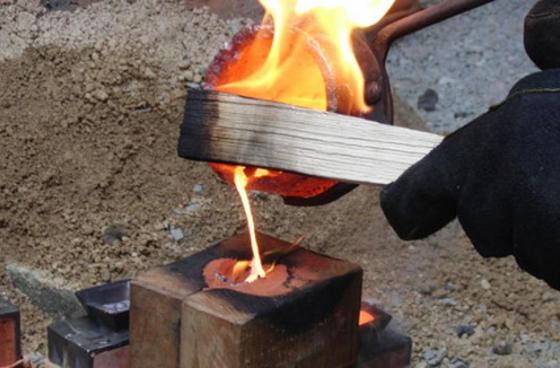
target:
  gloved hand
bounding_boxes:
[380,69,560,290]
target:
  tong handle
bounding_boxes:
[372,0,496,60]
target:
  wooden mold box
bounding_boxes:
[130,232,362,368]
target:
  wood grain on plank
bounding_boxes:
[179,89,443,185]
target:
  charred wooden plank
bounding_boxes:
[178,89,443,186]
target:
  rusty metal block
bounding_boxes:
[0,295,21,367]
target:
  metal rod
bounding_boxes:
[373,0,496,60]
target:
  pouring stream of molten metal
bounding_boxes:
[222,0,395,283]
[233,166,266,282]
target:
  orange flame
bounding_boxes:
[218,0,396,113]
[218,0,395,282]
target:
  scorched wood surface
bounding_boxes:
[178,89,443,186]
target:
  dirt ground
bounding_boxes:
[0,1,559,367]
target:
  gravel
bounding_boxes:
[424,347,448,366]
[170,227,185,241]
[493,340,514,356]
[387,0,540,133]
[448,357,470,368]
[456,324,475,338]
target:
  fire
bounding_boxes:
[215,0,395,282]
[233,166,266,282]
[217,0,396,113]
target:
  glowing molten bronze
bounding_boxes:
[359,310,375,326]
[206,25,342,199]
[203,258,289,297]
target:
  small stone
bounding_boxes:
[493,340,513,356]
[419,283,436,296]
[192,184,204,193]
[101,270,111,282]
[193,74,203,84]
[183,70,194,81]
[448,357,469,368]
[93,89,109,102]
[454,111,471,119]
[227,18,243,34]
[417,88,439,112]
[432,288,449,299]
[178,60,191,70]
[441,298,458,307]
[481,279,491,290]
[186,203,200,214]
[438,76,456,85]
[102,225,128,245]
[170,227,184,241]
[456,325,475,338]
[424,347,447,366]
[444,282,456,292]
[144,67,156,79]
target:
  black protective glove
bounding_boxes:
[380,69,560,290]
[524,0,560,70]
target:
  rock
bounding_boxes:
[493,340,513,356]
[542,292,555,303]
[192,183,204,193]
[92,89,109,102]
[144,67,156,79]
[456,324,475,338]
[481,278,491,290]
[441,298,458,307]
[424,347,447,367]
[186,203,200,214]
[6,264,86,319]
[419,283,436,296]
[448,357,470,368]
[101,225,128,245]
[182,70,194,81]
[454,111,471,119]
[178,60,191,70]
[417,88,439,112]
[24,352,45,366]
[444,282,456,292]
[101,270,111,282]
[432,288,449,299]
[170,227,184,241]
